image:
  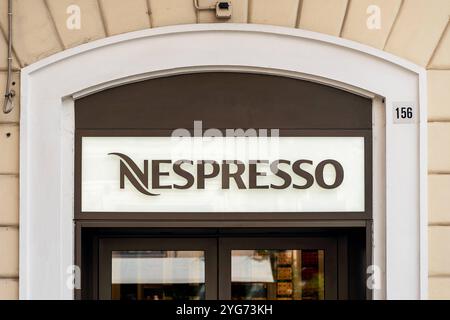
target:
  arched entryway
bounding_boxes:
[19,24,426,299]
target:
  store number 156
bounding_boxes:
[395,107,413,119]
[393,103,415,124]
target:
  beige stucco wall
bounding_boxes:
[0,0,449,299]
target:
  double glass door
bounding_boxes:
[99,237,337,300]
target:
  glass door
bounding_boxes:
[98,238,218,300]
[218,237,338,300]
[98,236,338,300]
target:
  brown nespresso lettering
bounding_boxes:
[109,153,345,196]
[249,160,269,189]
[270,160,291,189]
[315,159,344,189]
[197,161,220,189]
[173,160,195,189]
[108,153,160,196]
[152,160,172,189]
[292,160,314,189]
[222,161,246,189]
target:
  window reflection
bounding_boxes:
[231,249,325,300]
[111,250,205,300]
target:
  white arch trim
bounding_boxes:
[20,24,427,299]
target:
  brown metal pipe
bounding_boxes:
[2,0,15,114]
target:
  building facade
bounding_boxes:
[0,0,450,300]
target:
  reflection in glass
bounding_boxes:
[231,249,324,300]
[111,251,205,300]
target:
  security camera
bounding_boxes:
[216,1,232,19]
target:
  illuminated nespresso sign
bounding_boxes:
[81,136,365,213]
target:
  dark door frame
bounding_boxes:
[76,222,371,300]
[90,229,358,300]
[75,222,371,300]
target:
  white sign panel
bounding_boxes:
[82,136,365,212]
